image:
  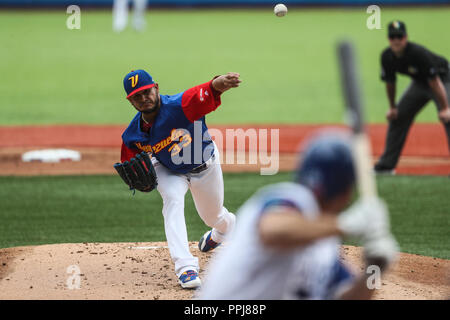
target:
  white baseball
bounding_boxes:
[274,4,288,17]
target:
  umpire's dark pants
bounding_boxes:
[375,79,450,170]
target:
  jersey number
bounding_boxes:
[168,129,192,156]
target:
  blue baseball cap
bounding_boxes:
[295,131,356,200]
[123,69,155,99]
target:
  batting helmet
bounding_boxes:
[295,132,356,201]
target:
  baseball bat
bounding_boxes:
[337,40,377,198]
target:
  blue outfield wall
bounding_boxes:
[0,0,449,7]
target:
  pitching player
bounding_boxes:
[198,132,398,299]
[113,0,147,32]
[375,21,450,173]
[116,69,241,289]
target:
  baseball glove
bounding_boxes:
[114,152,158,193]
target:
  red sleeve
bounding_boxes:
[121,142,140,162]
[181,79,222,122]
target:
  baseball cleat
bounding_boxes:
[374,168,396,175]
[198,230,221,252]
[374,164,396,175]
[178,270,201,289]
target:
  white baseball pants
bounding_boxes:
[112,0,147,32]
[153,145,236,277]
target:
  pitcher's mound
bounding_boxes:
[0,242,448,300]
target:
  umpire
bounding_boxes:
[374,21,450,173]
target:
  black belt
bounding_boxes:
[189,154,215,174]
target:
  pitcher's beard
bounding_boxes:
[142,99,160,114]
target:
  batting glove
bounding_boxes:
[337,197,390,240]
[363,232,399,272]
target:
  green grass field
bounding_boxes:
[0,7,448,264]
[1,8,449,125]
[0,173,448,259]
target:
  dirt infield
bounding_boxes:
[0,124,448,176]
[0,124,448,300]
[0,147,448,176]
[0,242,448,300]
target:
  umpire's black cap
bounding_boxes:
[294,131,356,201]
[388,21,407,37]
